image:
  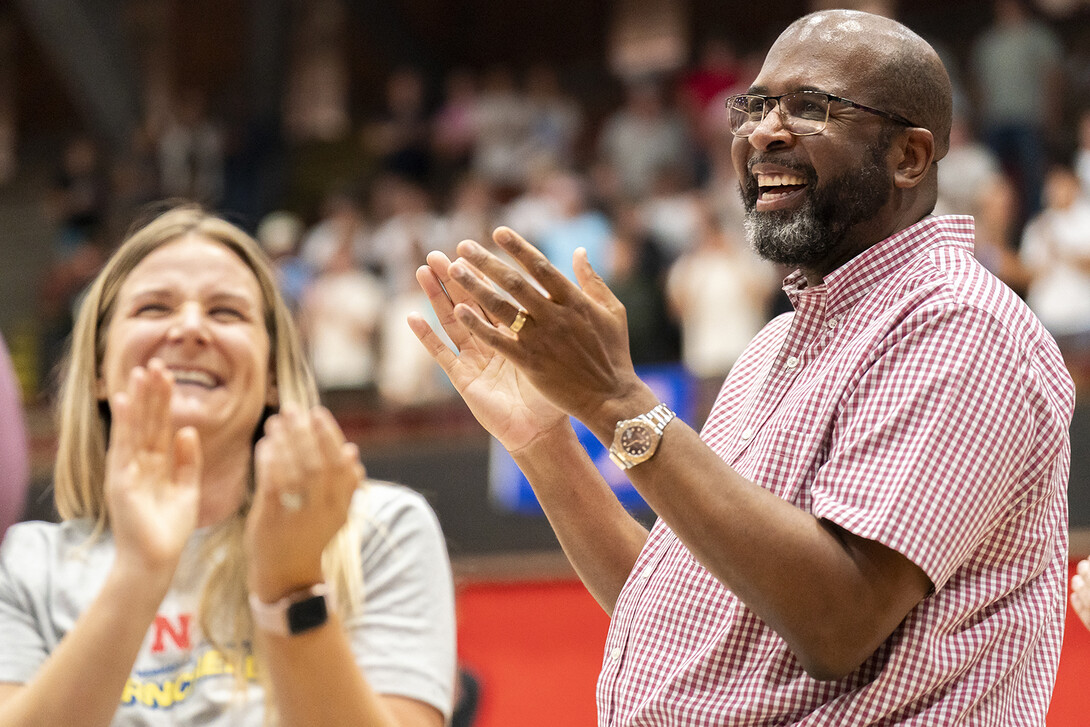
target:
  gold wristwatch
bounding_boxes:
[608,403,676,470]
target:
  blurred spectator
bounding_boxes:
[666,200,776,383]
[1076,108,1090,197]
[45,136,109,255]
[437,173,499,250]
[1020,163,1090,347]
[503,160,564,244]
[536,172,612,282]
[284,0,351,144]
[38,141,112,386]
[936,114,1002,216]
[606,202,678,365]
[678,37,742,124]
[300,239,384,391]
[367,176,445,295]
[108,126,164,237]
[471,65,532,194]
[255,210,311,312]
[597,79,691,199]
[431,68,480,194]
[970,0,1063,226]
[972,174,1032,295]
[0,333,29,537]
[371,179,452,406]
[677,36,743,180]
[363,66,433,185]
[700,128,748,238]
[639,162,702,262]
[157,88,226,205]
[298,186,372,273]
[522,64,583,172]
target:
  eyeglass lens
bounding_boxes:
[729,93,830,137]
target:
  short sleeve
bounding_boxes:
[0,523,55,683]
[347,484,456,720]
[810,305,1053,589]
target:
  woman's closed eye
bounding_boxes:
[209,306,247,322]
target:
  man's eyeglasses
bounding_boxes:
[725,91,920,138]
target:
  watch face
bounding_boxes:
[621,423,655,456]
[286,595,328,635]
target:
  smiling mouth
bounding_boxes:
[756,172,808,201]
[169,368,221,389]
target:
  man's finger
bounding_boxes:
[490,226,580,303]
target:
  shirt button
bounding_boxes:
[785,356,799,369]
[740,427,754,441]
[827,317,839,329]
[610,647,622,662]
[639,566,653,581]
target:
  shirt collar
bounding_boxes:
[783,215,975,317]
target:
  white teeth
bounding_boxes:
[756,173,806,187]
[170,369,217,387]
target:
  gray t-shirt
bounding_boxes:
[0,482,456,725]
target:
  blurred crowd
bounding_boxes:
[32,0,1090,410]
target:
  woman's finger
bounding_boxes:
[172,426,202,493]
[415,262,482,355]
[107,390,134,465]
[145,359,174,455]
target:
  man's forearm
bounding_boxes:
[512,424,648,615]
[619,418,930,680]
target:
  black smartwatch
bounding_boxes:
[249,583,330,636]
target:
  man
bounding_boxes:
[410,10,1074,724]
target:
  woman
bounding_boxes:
[0,206,455,726]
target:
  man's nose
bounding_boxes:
[746,104,795,150]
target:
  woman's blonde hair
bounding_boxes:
[53,203,362,679]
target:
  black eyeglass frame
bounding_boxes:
[725,90,921,138]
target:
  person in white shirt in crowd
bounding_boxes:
[1020,162,1090,348]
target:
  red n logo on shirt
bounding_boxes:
[151,614,192,653]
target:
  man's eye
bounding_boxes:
[792,100,826,119]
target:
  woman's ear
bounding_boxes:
[894,127,935,189]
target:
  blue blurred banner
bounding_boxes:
[488,363,698,515]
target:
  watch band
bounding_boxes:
[249,583,330,636]
[641,403,676,430]
[609,402,676,470]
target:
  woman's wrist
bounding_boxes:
[105,556,177,612]
[247,565,327,604]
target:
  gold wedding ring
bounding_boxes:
[279,490,305,512]
[510,308,529,334]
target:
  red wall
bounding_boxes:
[456,569,1090,726]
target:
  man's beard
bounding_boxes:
[741,134,894,269]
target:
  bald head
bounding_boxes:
[777,10,953,159]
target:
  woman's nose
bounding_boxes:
[168,303,210,343]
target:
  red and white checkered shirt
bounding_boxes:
[597,216,1075,725]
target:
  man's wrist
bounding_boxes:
[588,384,663,444]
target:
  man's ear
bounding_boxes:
[893,127,935,189]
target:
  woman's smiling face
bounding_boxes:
[98,234,275,451]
